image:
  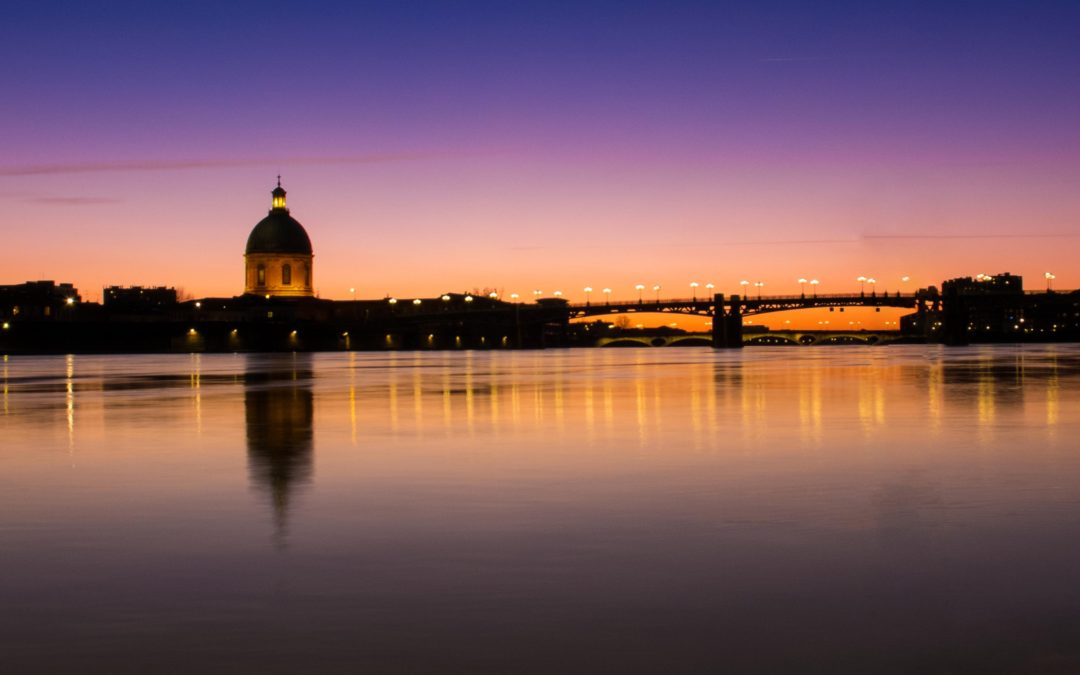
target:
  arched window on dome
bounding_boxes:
[257,264,266,287]
[282,264,292,286]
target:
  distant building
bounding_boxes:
[941,272,1023,295]
[0,280,81,320]
[244,180,315,298]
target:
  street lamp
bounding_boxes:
[1045,272,1056,291]
[690,281,699,301]
[739,280,749,299]
[489,292,498,299]
[510,293,519,301]
[584,286,592,305]
[857,276,867,296]
[349,287,356,301]
[533,290,542,301]
[798,278,807,298]
[652,285,661,303]
[705,282,715,298]
[603,288,611,305]
[553,290,563,298]
[867,278,877,297]
[753,281,764,299]
[635,284,645,303]
[810,279,819,298]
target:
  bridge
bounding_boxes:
[569,292,918,319]
[569,292,921,348]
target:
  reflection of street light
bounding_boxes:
[1045,271,1056,291]
[635,284,645,303]
[690,281,699,301]
[603,287,611,305]
[857,276,867,296]
[798,278,807,297]
[584,286,592,305]
[652,285,661,303]
[739,280,749,298]
[810,279,819,298]
[753,281,764,299]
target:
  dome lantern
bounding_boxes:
[271,175,287,211]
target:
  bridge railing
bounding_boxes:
[567,292,919,308]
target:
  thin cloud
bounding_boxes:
[26,196,123,206]
[0,152,454,177]
[865,233,1080,240]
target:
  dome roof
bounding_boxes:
[245,181,313,255]
[246,211,313,255]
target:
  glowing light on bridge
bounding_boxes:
[739,280,749,298]
[652,285,661,302]
[635,284,645,303]
[583,287,592,304]
[810,279,819,297]
[603,288,611,304]
[690,281,699,300]
[1045,272,1056,291]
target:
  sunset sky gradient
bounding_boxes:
[3,0,1078,307]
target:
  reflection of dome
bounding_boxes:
[243,180,315,297]
[245,354,314,546]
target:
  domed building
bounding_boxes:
[244,180,314,298]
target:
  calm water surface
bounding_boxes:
[2,346,1080,674]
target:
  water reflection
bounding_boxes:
[2,347,1080,673]
[244,354,314,544]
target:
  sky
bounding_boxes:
[2,0,1078,313]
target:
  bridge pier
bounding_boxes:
[711,293,743,348]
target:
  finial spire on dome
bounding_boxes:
[271,177,287,211]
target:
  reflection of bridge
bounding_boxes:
[571,293,920,348]
[596,330,911,348]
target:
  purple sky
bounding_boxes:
[3,0,1078,301]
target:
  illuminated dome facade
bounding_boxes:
[244,181,314,297]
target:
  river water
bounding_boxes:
[2,346,1079,674]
